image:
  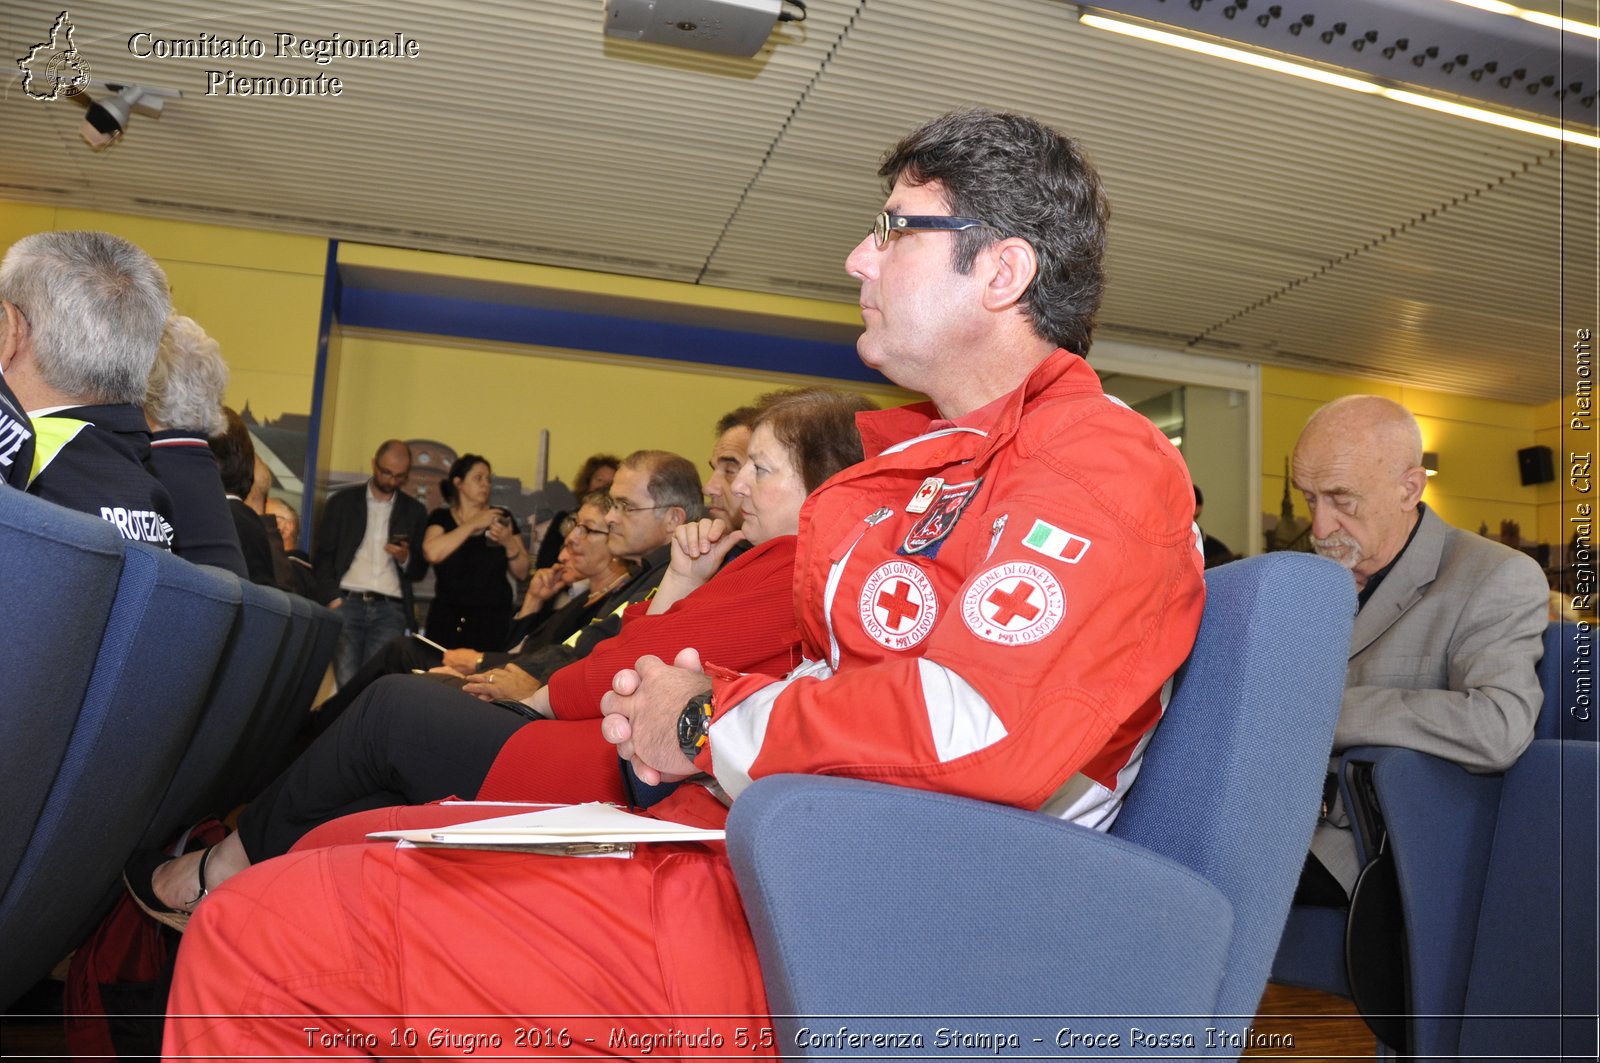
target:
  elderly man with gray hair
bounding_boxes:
[146,313,249,576]
[0,230,175,547]
[1290,394,1548,903]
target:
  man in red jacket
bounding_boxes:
[166,109,1206,1058]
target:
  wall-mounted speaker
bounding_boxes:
[1517,445,1554,486]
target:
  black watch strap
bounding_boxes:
[677,691,713,762]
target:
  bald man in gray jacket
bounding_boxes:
[1290,395,1547,897]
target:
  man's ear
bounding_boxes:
[979,238,1038,314]
[0,299,26,372]
[1399,464,1428,509]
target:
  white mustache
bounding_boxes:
[1311,532,1361,570]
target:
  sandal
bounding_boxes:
[123,845,213,933]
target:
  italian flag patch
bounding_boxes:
[1021,519,1091,564]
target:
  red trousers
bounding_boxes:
[165,790,775,1060]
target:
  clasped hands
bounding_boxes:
[601,646,712,786]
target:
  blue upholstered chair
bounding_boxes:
[220,593,340,806]
[1536,620,1597,742]
[0,489,125,898]
[140,579,296,849]
[0,542,240,1006]
[727,552,1355,1057]
[1456,741,1596,1060]
[212,591,322,810]
[1273,614,1600,1005]
[1338,741,1597,1060]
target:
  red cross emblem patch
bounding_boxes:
[961,561,1065,645]
[858,560,939,651]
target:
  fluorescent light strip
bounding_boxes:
[1440,0,1600,41]
[1079,13,1600,150]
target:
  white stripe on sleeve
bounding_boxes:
[709,657,834,801]
[918,658,1009,762]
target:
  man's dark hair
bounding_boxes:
[623,450,707,522]
[879,108,1109,356]
[715,405,761,436]
[209,405,256,497]
[753,387,875,494]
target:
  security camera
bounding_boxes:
[77,83,179,149]
[80,88,137,147]
[603,0,805,58]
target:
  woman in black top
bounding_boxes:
[421,454,530,648]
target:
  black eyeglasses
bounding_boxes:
[872,211,991,248]
[606,496,673,516]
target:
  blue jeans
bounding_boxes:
[332,594,409,688]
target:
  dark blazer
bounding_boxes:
[311,480,430,606]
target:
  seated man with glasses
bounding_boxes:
[308,490,631,729]
[463,447,707,699]
[168,109,1204,1057]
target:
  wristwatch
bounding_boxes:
[677,691,713,762]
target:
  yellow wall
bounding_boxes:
[1262,366,1555,547]
[324,243,913,487]
[330,333,911,488]
[0,202,329,422]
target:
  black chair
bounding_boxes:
[1272,619,1597,1002]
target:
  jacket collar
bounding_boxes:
[50,402,151,434]
[854,349,1098,461]
[1348,504,1446,658]
[635,542,673,577]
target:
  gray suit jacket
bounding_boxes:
[1311,505,1546,891]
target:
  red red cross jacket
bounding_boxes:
[678,350,1206,826]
